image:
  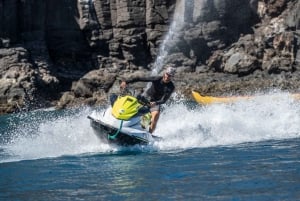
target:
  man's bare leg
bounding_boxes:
[149,110,160,133]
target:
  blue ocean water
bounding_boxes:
[1,92,300,201]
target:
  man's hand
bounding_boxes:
[150,102,156,107]
[120,81,127,89]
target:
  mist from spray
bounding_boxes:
[151,0,185,75]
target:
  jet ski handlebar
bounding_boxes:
[136,95,151,108]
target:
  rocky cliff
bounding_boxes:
[0,0,299,114]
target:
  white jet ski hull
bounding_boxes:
[88,108,156,146]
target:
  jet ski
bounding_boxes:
[88,94,161,146]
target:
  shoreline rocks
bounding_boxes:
[0,0,299,114]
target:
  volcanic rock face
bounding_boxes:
[0,0,300,113]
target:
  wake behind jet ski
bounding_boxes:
[88,94,161,146]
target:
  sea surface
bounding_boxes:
[1,92,300,201]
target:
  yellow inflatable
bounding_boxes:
[192,90,300,105]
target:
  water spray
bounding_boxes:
[151,0,185,75]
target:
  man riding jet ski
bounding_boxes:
[88,66,176,146]
[120,66,176,133]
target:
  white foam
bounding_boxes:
[153,92,300,151]
[2,107,118,162]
